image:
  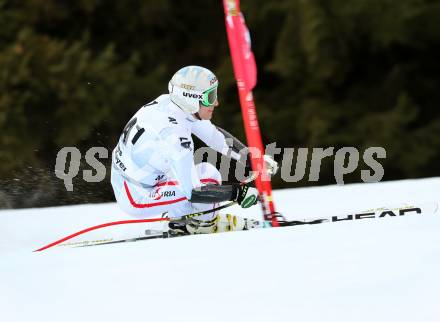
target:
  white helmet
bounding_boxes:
[168,66,219,114]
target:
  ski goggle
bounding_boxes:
[200,85,218,107]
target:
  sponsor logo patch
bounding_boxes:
[209,76,218,86]
[181,83,195,90]
[149,188,176,200]
[183,92,203,99]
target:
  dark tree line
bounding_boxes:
[1,0,439,208]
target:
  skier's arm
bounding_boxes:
[191,121,247,163]
[216,126,279,175]
[192,121,279,176]
[215,126,248,165]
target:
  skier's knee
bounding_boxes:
[196,162,222,185]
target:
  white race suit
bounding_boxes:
[111,94,239,219]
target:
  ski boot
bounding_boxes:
[168,214,263,236]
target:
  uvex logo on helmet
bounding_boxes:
[183,92,203,99]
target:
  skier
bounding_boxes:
[111,66,278,234]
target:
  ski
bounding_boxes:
[34,202,238,252]
[82,201,439,247]
[75,218,267,247]
[37,201,439,250]
[276,201,439,227]
[78,232,168,247]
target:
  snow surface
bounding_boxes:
[1,178,440,322]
